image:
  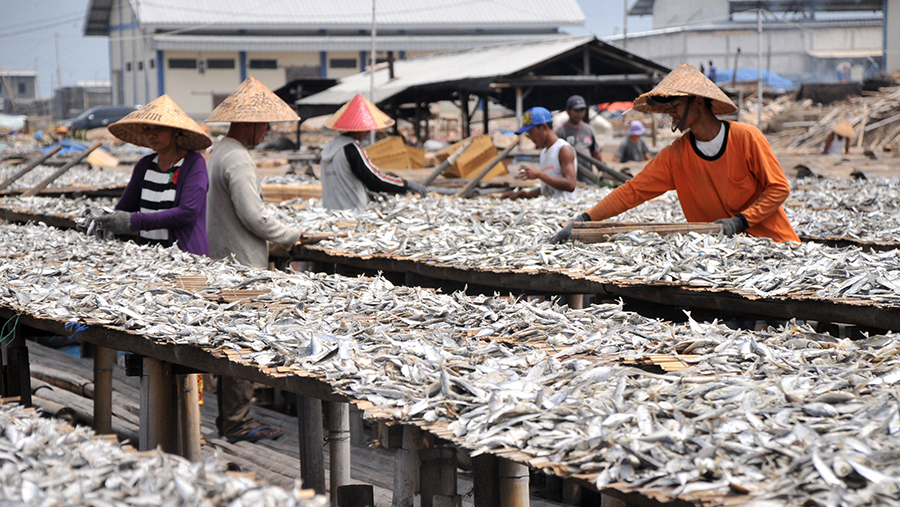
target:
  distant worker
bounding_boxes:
[549,63,799,244]
[96,94,211,255]
[502,106,577,201]
[555,95,602,183]
[205,76,309,444]
[613,121,652,163]
[319,93,427,210]
[707,61,717,83]
[823,121,854,155]
[54,125,69,142]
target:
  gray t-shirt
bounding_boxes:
[615,137,650,163]
[555,122,598,157]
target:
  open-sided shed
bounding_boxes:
[297,36,669,139]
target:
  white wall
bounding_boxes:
[889,0,900,72]
[652,0,730,29]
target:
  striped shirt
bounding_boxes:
[139,155,183,244]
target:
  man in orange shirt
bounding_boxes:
[550,63,799,244]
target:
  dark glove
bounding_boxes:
[549,212,590,244]
[93,211,132,235]
[715,214,749,236]
[405,180,428,197]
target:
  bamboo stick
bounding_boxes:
[422,138,473,186]
[0,144,62,192]
[21,141,102,197]
[455,137,520,198]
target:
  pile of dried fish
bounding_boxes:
[0,163,130,191]
[1,223,900,504]
[787,177,900,242]
[0,195,117,217]
[0,403,327,506]
[261,173,320,185]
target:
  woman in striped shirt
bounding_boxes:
[98,94,212,256]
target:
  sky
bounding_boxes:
[0,0,653,100]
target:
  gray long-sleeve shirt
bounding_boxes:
[321,134,408,210]
[207,136,302,268]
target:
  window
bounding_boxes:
[17,83,25,94]
[207,59,235,69]
[125,62,132,71]
[150,59,155,69]
[169,59,197,69]
[249,59,277,69]
[137,61,143,71]
[330,58,356,69]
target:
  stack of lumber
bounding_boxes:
[768,86,900,151]
[434,134,507,180]
[364,136,425,169]
[260,183,322,203]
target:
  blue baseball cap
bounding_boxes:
[516,107,552,134]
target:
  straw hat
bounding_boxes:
[633,63,738,115]
[324,93,395,132]
[832,120,855,138]
[108,94,211,151]
[206,76,300,123]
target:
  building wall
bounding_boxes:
[110,0,157,107]
[888,0,900,72]
[0,75,37,102]
[612,25,881,84]
[652,0,729,29]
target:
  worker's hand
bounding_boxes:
[548,212,590,244]
[500,190,521,200]
[519,165,541,180]
[405,180,428,197]
[93,211,132,235]
[715,214,749,236]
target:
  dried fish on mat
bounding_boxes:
[0,403,327,506]
[0,163,130,191]
[1,223,900,505]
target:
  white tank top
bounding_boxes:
[539,138,577,201]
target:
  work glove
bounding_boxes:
[93,210,132,235]
[548,212,591,244]
[405,179,428,198]
[715,214,749,236]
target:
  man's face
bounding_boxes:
[526,124,548,148]
[567,107,586,124]
[662,97,696,132]
[253,123,271,146]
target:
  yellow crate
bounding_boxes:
[435,135,507,180]
[365,136,411,170]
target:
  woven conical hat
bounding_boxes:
[205,76,300,123]
[108,94,211,151]
[324,93,395,132]
[634,63,738,115]
[832,120,855,138]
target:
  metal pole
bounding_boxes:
[369,0,377,145]
[757,9,763,129]
[623,0,628,49]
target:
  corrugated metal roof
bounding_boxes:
[297,36,593,106]
[128,0,584,30]
[629,0,884,17]
[152,33,572,52]
[604,17,882,40]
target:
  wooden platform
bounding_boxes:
[25,339,570,507]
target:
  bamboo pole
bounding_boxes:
[139,357,176,453]
[20,141,101,197]
[575,152,630,183]
[422,138,473,186]
[298,395,326,494]
[0,144,62,192]
[393,425,420,507]
[455,137,520,198]
[93,345,116,435]
[179,373,201,462]
[328,401,351,498]
[31,394,77,425]
[498,459,529,507]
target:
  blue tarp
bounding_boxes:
[714,68,796,91]
[41,139,88,155]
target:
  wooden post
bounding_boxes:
[337,484,374,507]
[298,394,326,494]
[3,323,31,407]
[498,459,529,507]
[329,401,352,496]
[349,404,366,445]
[393,425,420,507]
[565,294,584,310]
[93,345,116,434]
[460,91,470,139]
[650,116,657,147]
[139,357,176,453]
[178,373,201,462]
[473,454,500,507]
[482,95,489,136]
[419,446,457,507]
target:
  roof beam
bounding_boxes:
[496,74,660,87]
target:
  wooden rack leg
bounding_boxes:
[298,394,326,494]
[473,454,500,507]
[499,459,529,507]
[393,425,420,507]
[349,404,366,445]
[4,325,31,407]
[565,294,584,310]
[419,446,457,507]
[139,357,176,453]
[328,401,351,498]
[93,346,116,434]
[178,373,201,461]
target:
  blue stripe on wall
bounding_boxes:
[240,52,247,81]
[156,51,164,95]
[320,52,327,78]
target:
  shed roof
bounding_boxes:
[297,36,669,118]
[85,0,585,35]
[629,0,884,17]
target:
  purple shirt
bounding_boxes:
[115,150,209,256]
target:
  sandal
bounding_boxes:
[227,425,283,443]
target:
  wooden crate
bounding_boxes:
[260,183,322,203]
[435,135,507,180]
[406,144,425,169]
[365,136,412,170]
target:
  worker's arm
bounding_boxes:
[822,133,834,154]
[501,188,541,200]
[521,145,577,192]
[344,143,408,194]
[736,129,792,227]
[844,137,850,155]
[585,147,675,221]
[130,154,208,232]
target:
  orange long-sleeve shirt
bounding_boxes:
[587,121,799,242]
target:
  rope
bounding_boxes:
[64,321,89,339]
[0,311,23,347]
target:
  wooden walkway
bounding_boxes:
[27,339,570,507]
